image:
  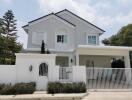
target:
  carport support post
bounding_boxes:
[76,53,79,66]
[124,54,132,83]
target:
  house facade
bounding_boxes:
[0,9,132,90]
[23,9,132,69]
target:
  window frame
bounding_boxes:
[86,34,97,45]
[56,34,68,44]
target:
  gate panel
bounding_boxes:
[86,68,132,90]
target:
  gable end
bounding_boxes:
[56,9,105,32]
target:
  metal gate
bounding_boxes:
[86,68,132,90]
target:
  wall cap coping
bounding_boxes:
[15,53,56,58]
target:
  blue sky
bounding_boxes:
[0,0,132,48]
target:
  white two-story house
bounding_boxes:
[23,9,132,69]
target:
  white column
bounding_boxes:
[124,53,132,82]
[69,55,72,67]
[76,53,79,66]
[124,55,131,68]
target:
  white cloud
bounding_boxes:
[37,0,132,40]
[38,0,96,22]
[1,0,12,4]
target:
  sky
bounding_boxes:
[0,0,132,48]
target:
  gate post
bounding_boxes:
[72,66,86,83]
[124,54,132,83]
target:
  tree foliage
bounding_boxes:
[1,10,17,38]
[0,10,22,65]
[41,40,45,54]
[102,24,132,67]
[102,24,132,46]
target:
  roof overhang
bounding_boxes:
[22,12,76,34]
[22,25,28,33]
[76,45,132,56]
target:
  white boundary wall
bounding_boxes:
[0,53,87,90]
[0,65,16,84]
[72,66,86,83]
[15,53,57,90]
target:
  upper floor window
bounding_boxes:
[87,35,96,45]
[57,35,67,43]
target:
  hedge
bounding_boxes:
[47,82,86,94]
[0,82,36,95]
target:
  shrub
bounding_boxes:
[71,82,86,93]
[0,82,36,95]
[47,82,62,94]
[0,84,15,95]
[0,84,5,91]
[47,82,86,94]
[62,83,73,93]
[12,82,36,94]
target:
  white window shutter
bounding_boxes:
[43,33,47,43]
[64,35,67,43]
[32,32,47,45]
[32,32,37,44]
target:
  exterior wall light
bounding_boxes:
[71,59,73,63]
[29,65,33,72]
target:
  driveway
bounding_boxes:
[82,91,132,100]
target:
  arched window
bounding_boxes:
[39,63,48,76]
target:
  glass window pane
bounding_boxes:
[57,35,68,43]
[88,35,96,44]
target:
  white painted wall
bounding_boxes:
[24,10,104,51]
[72,66,86,83]
[56,11,103,46]
[0,54,87,90]
[0,54,58,90]
[27,16,75,51]
[49,66,59,82]
[0,65,16,84]
[15,53,57,90]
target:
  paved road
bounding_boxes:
[82,92,132,100]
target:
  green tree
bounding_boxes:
[102,24,132,46]
[0,10,22,64]
[0,18,3,35]
[1,10,17,38]
[41,40,45,54]
[102,24,132,67]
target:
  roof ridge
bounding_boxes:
[55,9,105,32]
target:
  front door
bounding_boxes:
[36,63,48,90]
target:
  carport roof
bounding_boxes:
[77,45,132,51]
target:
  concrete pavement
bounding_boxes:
[82,91,132,100]
[0,92,87,100]
[0,91,132,100]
